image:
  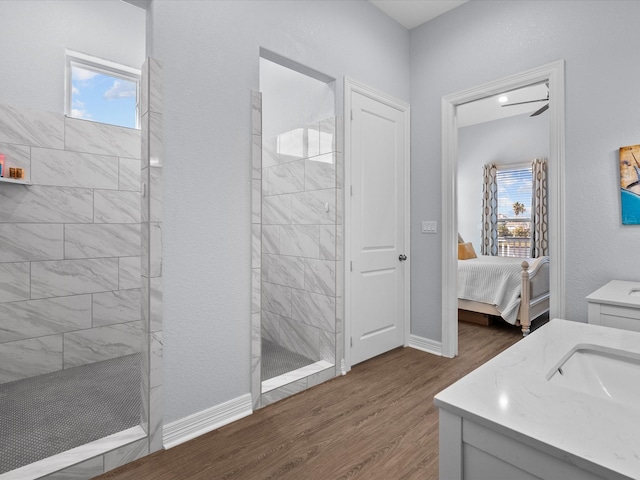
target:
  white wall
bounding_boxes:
[147,0,410,424]
[410,0,640,341]
[0,0,145,114]
[458,112,549,251]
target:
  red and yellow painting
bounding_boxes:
[619,144,640,225]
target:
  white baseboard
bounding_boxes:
[409,334,442,356]
[163,393,252,449]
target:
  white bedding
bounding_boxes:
[458,255,534,324]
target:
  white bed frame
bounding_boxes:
[458,256,550,336]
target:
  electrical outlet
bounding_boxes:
[422,221,437,234]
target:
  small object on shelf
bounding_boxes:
[16,168,24,179]
[0,154,4,177]
[9,167,16,178]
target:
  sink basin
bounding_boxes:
[547,345,640,406]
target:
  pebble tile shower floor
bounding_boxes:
[261,339,315,381]
[0,353,140,474]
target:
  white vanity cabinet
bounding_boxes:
[435,320,640,480]
[438,410,608,480]
[587,280,640,332]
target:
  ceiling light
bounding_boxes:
[498,95,509,103]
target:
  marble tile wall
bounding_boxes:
[261,118,338,365]
[251,98,344,408]
[0,102,142,384]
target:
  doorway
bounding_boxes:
[440,61,566,358]
[251,49,340,409]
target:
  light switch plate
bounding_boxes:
[422,221,437,234]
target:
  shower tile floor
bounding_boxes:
[261,339,334,393]
[261,339,316,381]
[0,353,140,475]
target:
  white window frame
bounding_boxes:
[65,49,141,129]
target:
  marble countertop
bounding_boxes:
[434,319,640,480]
[586,280,640,308]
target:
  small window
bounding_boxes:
[496,165,532,257]
[66,51,140,129]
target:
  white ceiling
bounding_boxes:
[369,0,468,30]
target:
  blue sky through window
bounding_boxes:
[497,167,532,219]
[71,65,137,129]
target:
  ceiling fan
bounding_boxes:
[501,84,549,116]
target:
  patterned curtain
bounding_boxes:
[481,163,498,256]
[530,158,549,257]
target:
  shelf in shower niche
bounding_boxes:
[0,177,31,185]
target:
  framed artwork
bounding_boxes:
[619,144,640,225]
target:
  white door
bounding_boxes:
[350,89,408,366]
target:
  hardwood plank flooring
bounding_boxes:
[95,321,528,480]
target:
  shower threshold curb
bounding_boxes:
[0,426,147,480]
[262,360,334,393]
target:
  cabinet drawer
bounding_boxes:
[599,313,640,332]
[601,304,640,320]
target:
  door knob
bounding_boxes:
[399,254,407,261]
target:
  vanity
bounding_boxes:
[435,319,640,480]
[587,280,640,332]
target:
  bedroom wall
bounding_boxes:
[147,0,410,424]
[458,112,549,253]
[410,0,640,341]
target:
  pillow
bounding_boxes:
[458,242,477,260]
[458,233,465,243]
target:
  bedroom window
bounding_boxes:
[496,165,532,257]
[65,50,140,129]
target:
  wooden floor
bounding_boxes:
[95,321,525,480]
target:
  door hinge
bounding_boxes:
[350,261,353,272]
[350,185,353,196]
[350,336,353,347]
[350,110,354,121]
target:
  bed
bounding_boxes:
[457,254,550,336]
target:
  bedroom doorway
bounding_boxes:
[440,60,566,358]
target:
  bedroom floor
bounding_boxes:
[459,311,550,333]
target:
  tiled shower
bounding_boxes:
[0,106,142,382]
[251,56,344,408]
[0,103,142,475]
[0,104,141,473]
[0,57,164,478]
[261,119,338,367]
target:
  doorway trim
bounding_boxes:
[441,60,566,358]
[343,77,411,372]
